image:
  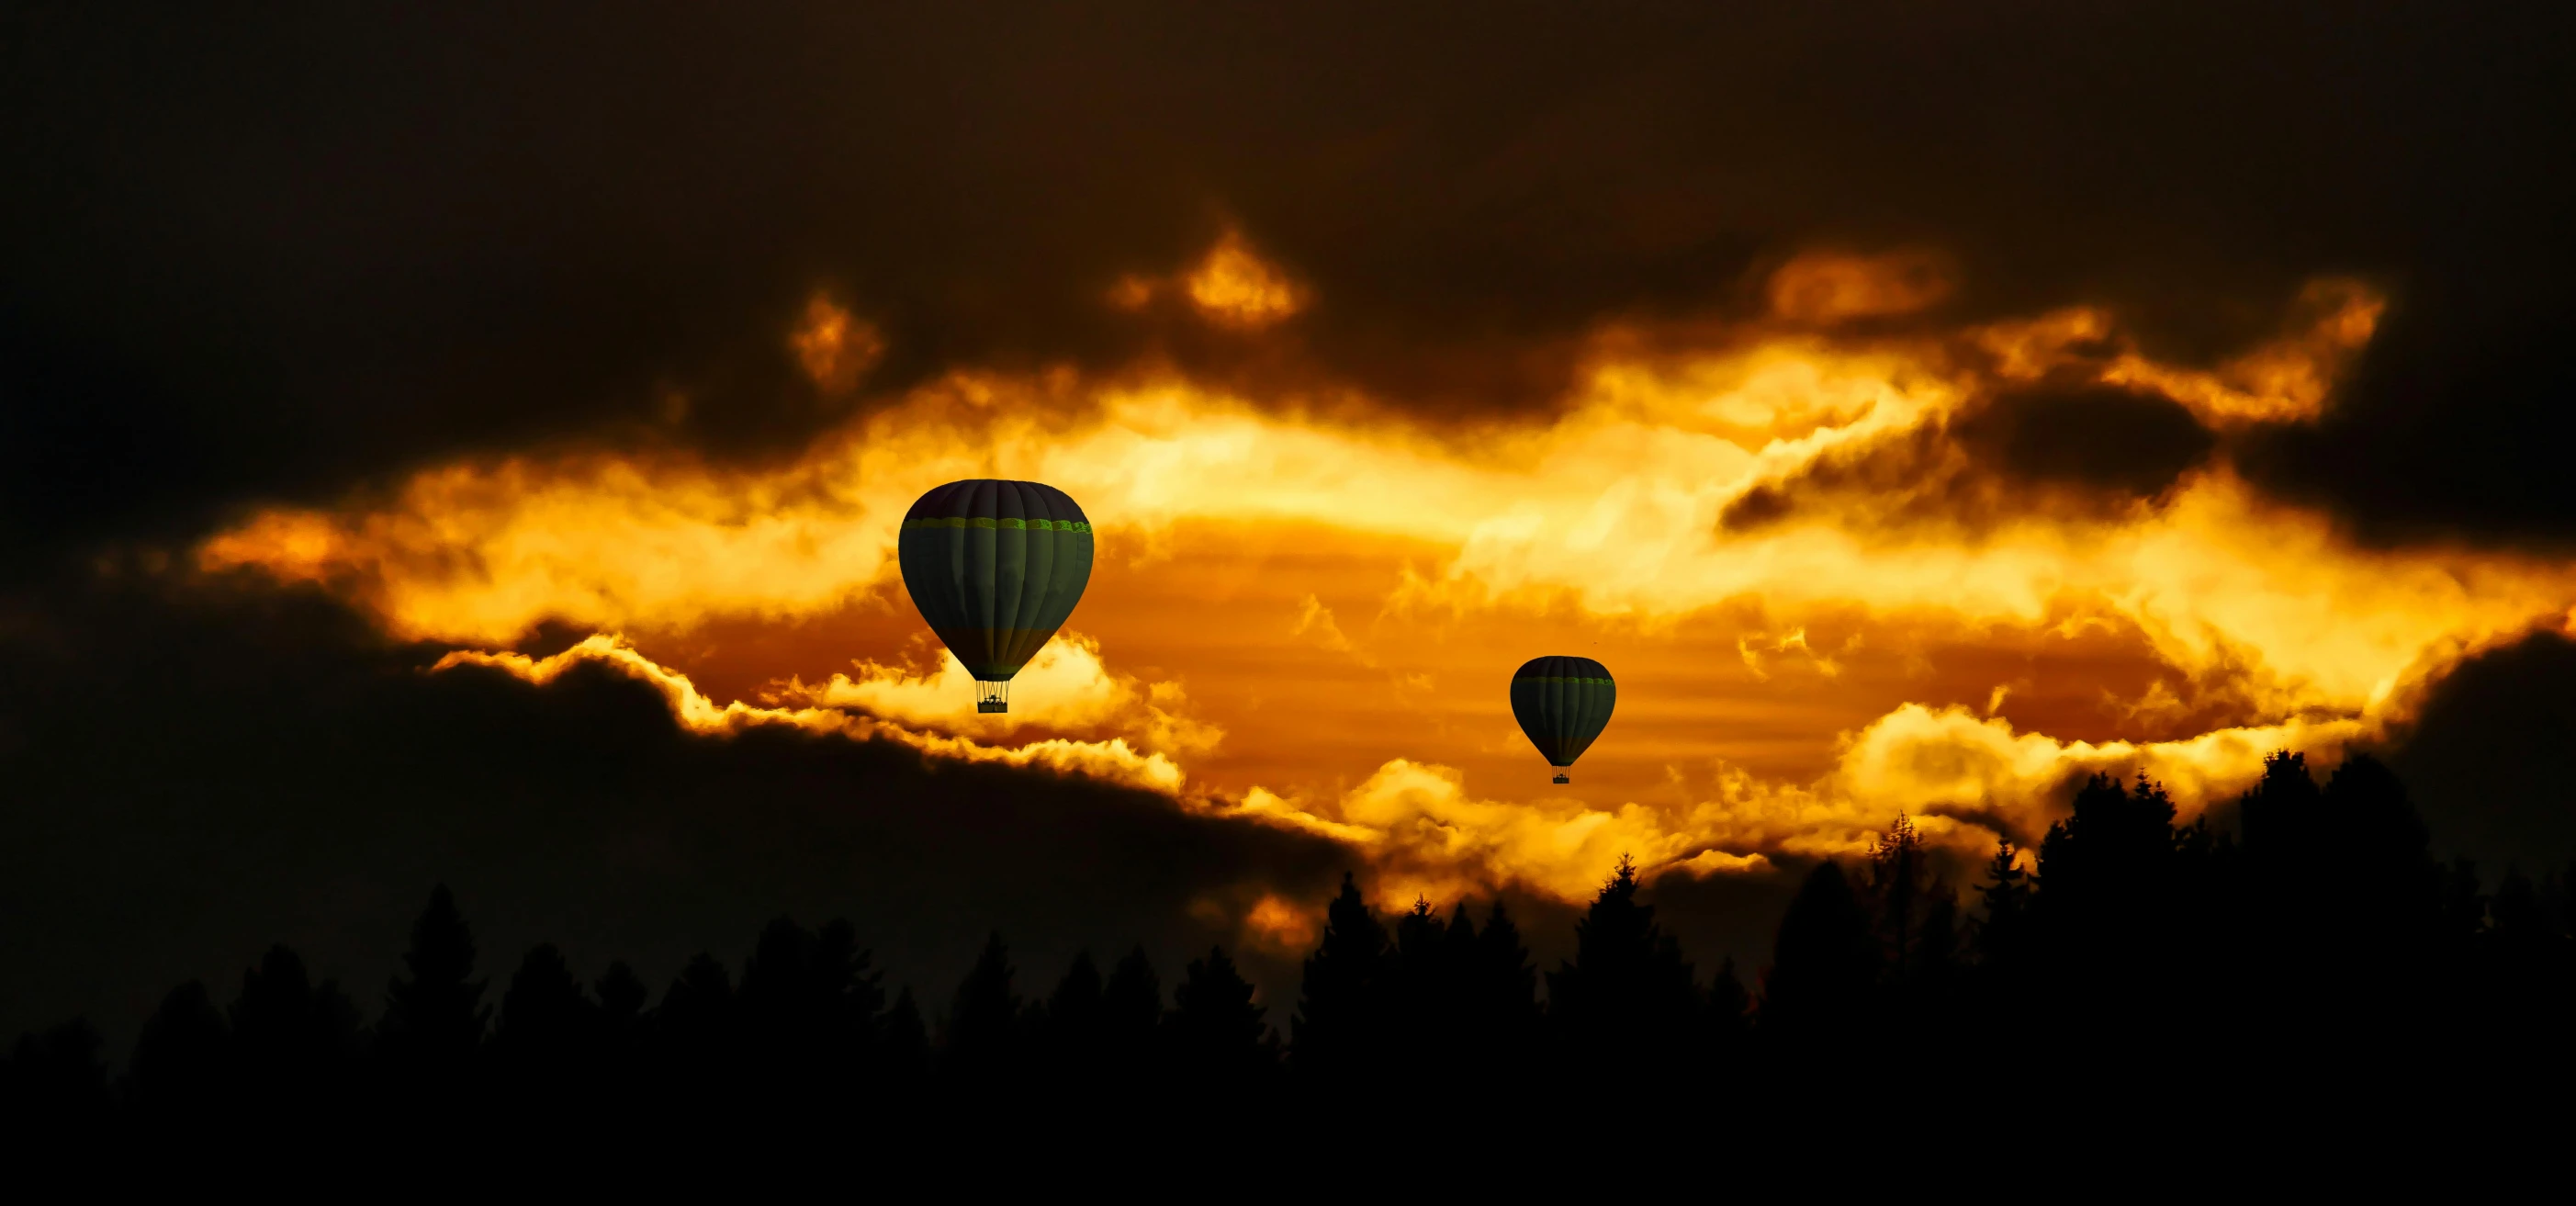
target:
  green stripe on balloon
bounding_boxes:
[895,479,1096,713]
[900,516,1093,533]
[1510,656,1616,773]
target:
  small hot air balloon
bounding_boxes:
[1511,656,1615,784]
[896,479,1095,713]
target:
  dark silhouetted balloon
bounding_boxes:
[896,479,1095,713]
[1511,656,1615,783]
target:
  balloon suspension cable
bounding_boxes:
[1553,772,1569,784]
[976,680,1010,714]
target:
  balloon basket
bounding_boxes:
[1553,773,1569,784]
[975,681,1009,714]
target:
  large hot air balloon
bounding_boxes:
[896,479,1095,713]
[1510,656,1615,783]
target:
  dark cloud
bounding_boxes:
[2241,302,2576,550]
[6,3,2573,569]
[2389,629,2576,874]
[1722,380,2218,532]
[1955,384,2216,499]
[7,2,2576,1039]
[0,571,1351,1044]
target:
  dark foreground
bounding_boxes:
[6,752,2572,1154]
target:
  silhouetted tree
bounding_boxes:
[881,987,930,1087]
[2038,772,2179,920]
[126,981,231,1116]
[1760,862,1877,1057]
[0,1020,108,1132]
[1549,855,1697,1075]
[1916,889,1961,1001]
[491,943,593,1099]
[738,916,884,1107]
[2239,749,2324,859]
[1974,841,2033,964]
[1292,872,1389,1079]
[595,961,648,1049]
[1168,945,1275,1090]
[230,944,361,1109]
[1386,896,1457,1074]
[657,952,739,1094]
[377,885,489,1090]
[1861,816,1929,975]
[2,745,2566,1135]
[1041,950,1107,1083]
[1101,945,1163,1097]
[2319,755,2441,931]
[1471,900,1540,1038]
[944,932,1022,1088]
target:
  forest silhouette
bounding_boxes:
[6,751,2572,1140]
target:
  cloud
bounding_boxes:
[1819,703,2370,850]
[790,295,887,396]
[2387,628,2576,870]
[434,635,1193,795]
[1184,231,1305,329]
[782,631,1224,759]
[187,272,2576,908]
[10,5,2573,583]
[202,277,2537,739]
[1766,249,1954,324]
[0,575,1349,1048]
[17,1,2576,1061]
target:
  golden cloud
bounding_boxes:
[790,294,887,396]
[436,634,1191,795]
[195,261,2576,910]
[1766,249,1955,323]
[1184,231,1304,327]
[777,631,1223,760]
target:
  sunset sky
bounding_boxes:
[8,3,2575,1039]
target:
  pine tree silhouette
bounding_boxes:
[2037,772,2179,939]
[1388,896,1457,1077]
[1974,843,2032,962]
[1862,816,1928,976]
[737,916,885,1108]
[127,980,232,1116]
[378,884,490,1088]
[2,750,2565,1136]
[1169,945,1274,1090]
[1041,950,1107,1084]
[944,931,1022,1090]
[0,1019,107,1133]
[595,961,648,1041]
[1101,945,1164,1097]
[586,959,651,1122]
[1291,872,1389,1080]
[1547,855,1697,1076]
[881,986,931,1087]
[1760,862,1877,1058]
[230,944,361,1110]
[492,943,594,1096]
[657,952,740,1096]
[1471,900,1539,1044]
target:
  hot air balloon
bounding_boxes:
[1510,656,1615,783]
[896,479,1095,713]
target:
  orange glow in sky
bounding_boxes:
[197,238,2576,922]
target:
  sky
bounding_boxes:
[6,2,2575,1041]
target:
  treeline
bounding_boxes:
[6,751,2574,1135]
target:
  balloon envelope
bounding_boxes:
[1510,656,1615,779]
[896,479,1094,711]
